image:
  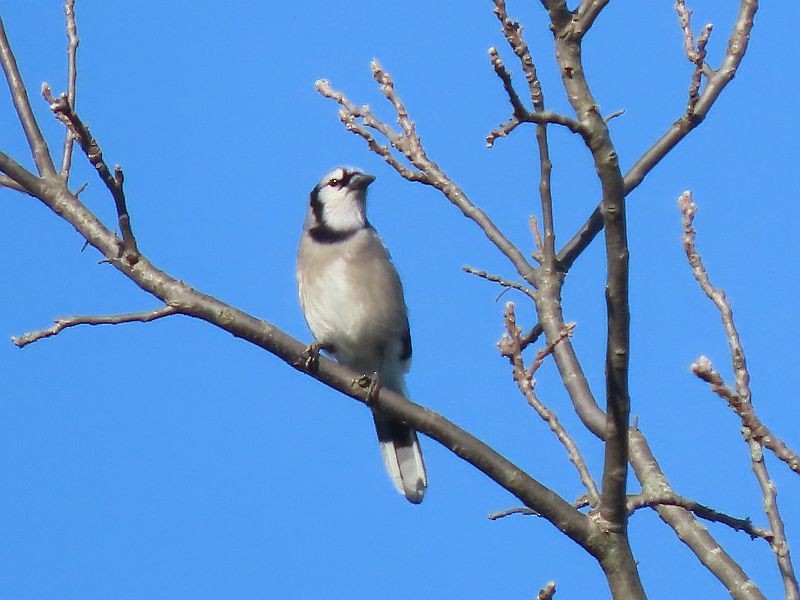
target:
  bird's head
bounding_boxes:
[305,167,376,240]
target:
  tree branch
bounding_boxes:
[0,15,57,177]
[749,437,799,600]
[463,266,534,297]
[12,306,180,348]
[675,0,714,113]
[680,193,800,475]
[627,492,771,541]
[43,86,139,262]
[0,150,45,195]
[573,0,611,37]
[500,303,600,507]
[627,429,764,598]
[679,191,797,597]
[544,5,631,542]
[537,581,557,599]
[60,0,79,179]
[555,0,759,274]
[316,67,538,286]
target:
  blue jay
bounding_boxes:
[296,167,427,503]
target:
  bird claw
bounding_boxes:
[353,371,381,405]
[297,342,324,372]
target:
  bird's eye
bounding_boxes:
[328,178,341,187]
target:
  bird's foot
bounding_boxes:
[353,371,381,406]
[296,341,325,372]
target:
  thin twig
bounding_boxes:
[487,3,587,151]
[0,16,56,177]
[60,0,79,179]
[317,66,538,286]
[573,0,611,37]
[528,215,545,263]
[528,322,576,375]
[501,303,600,507]
[42,85,139,262]
[680,191,798,597]
[463,266,534,297]
[554,0,759,276]
[493,0,542,109]
[485,46,585,149]
[0,149,43,194]
[12,306,180,348]
[680,192,800,474]
[748,436,799,600]
[487,47,527,120]
[691,356,740,406]
[0,173,27,193]
[488,506,539,520]
[519,322,544,351]
[537,581,557,600]
[675,0,714,113]
[627,492,772,541]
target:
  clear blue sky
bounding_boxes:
[1,2,798,598]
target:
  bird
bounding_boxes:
[296,166,427,503]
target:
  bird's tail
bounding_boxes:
[372,411,427,504]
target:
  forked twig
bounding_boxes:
[317,63,538,285]
[42,85,139,262]
[12,305,180,348]
[679,191,799,598]
[680,192,800,474]
[500,303,599,507]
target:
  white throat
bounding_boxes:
[322,191,366,232]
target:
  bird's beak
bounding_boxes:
[349,173,376,190]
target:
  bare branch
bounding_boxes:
[501,303,600,507]
[463,266,534,297]
[748,436,799,599]
[680,192,800,475]
[317,66,538,286]
[680,191,797,595]
[0,173,27,193]
[486,105,584,148]
[555,0,759,275]
[627,492,772,541]
[12,306,180,348]
[675,0,714,113]
[488,506,539,520]
[488,3,586,152]
[690,356,740,406]
[491,0,563,295]
[43,86,139,262]
[492,2,542,110]
[2,149,601,555]
[60,0,79,178]
[484,10,764,591]
[519,322,544,351]
[0,149,44,195]
[528,215,545,263]
[487,47,527,121]
[603,109,625,123]
[541,6,632,540]
[537,581,557,600]
[679,192,748,396]
[573,0,611,37]
[628,430,764,598]
[0,15,56,177]
[527,321,577,376]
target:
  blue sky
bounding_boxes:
[1,2,798,598]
